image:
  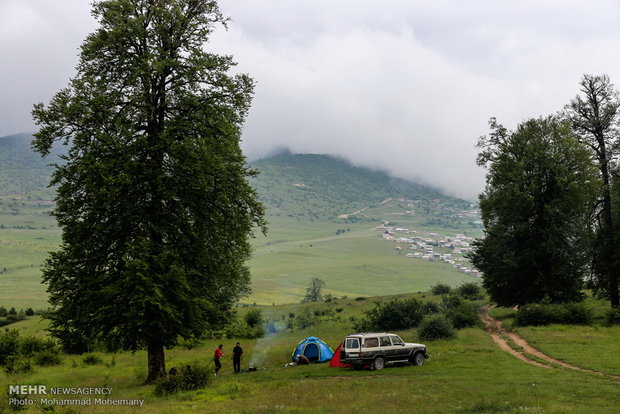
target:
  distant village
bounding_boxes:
[376,224,483,278]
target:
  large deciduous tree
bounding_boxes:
[469,117,598,307]
[32,0,265,383]
[564,74,620,308]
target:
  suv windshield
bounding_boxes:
[390,336,404,346]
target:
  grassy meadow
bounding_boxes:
[2,294,620,414]
[0,195,479,309]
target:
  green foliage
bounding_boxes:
[82,354,103,365]
[471,116,598,306]
[302,278,325,303]
[33,350,63,367]
[354,298,429,331]
[431,282,452,295]
[456,282,484,300]
[441,293,465,310]
[514,303,593,326]
[31,0,265,382]
[418,315,456,341]
[565,74,620,308]
[224,319,265,339]
[0,329,61,373]
[445,302,481,329]
[244,309,264,328]
[604,308,620,326]
[154,364,212,396]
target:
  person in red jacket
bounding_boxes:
[214,344,224,375]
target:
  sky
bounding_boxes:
[1,1,619,200]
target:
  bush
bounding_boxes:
[20,336,56,356]
[3,355,33,374]
[224,319,265,339]
[457,282,484,300]
[0,329,21,366]
[34,350,63,367]
[418,316,456,341]
[431,282,452,295]
[441,293,465,310]
[82,354,103,365]
[446,303,480,329]
[604,308,620,326]
[154,364,211,396]
[244,309,263,328]
[515,303,592,326]
[356,298,429,331]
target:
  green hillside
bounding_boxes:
[0,136,481,308]
[0,133,62,196]
[250,153,470,221]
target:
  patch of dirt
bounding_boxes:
[479,305,620,382]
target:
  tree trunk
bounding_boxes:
[144,342,166,384]
[599,158,619,308]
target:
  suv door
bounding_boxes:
[380,335,395,360]
[343,337,361,360]
[390,335,409,359]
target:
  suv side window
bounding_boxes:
[345,338,360,349]
[364,337,379,347]
[380,336,392,347]
[390,335,404,346]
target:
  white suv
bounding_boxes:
[340,333,428,370]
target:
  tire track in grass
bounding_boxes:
[479,306,620,382]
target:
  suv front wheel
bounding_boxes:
[373,357,385,370]
[411,352,425,366]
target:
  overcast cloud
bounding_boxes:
[1,1,619,200]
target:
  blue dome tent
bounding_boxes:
[291,336,334,362]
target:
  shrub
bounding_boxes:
[418,316,456,341]
[244,308,263,328]
[224,319,265,339]
[441,293,465,310]
[154,364,211,396]
[82,354,103,365]
[431,282,452,295]
[515,303,592,326]
[3,355,33,374]
[560,303,592,325]
[0,329,21,366]
[20,336,56,356]
[604,308,620,326]
[457,282,484,300]
[357,298,428,331]
[34,350,63,366]
[446,303,480,329]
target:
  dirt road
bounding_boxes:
[478,306,620,382]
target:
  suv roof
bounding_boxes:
[346,333,399,337]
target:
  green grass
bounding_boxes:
[248,216,474,304]
[2,314,620,414]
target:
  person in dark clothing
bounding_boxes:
[232,342,243,373]
[214,344,224,375]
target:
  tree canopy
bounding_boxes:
[470,116,598,307]
[564,74,620,308]
[32,0,265,383]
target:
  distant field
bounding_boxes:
[0,197,482,309]
[249,216,473,304]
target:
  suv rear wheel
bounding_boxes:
[373,357,385,370]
